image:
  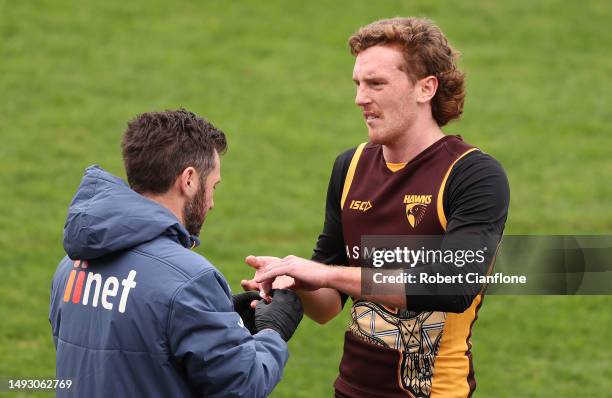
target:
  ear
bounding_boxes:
[178,167,199,198]
[416,75,438,104]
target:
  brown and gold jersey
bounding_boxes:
[312,135,510,398]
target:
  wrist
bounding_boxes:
[321,265,335,289]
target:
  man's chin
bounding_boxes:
[367,129,385,145]
[186,220,204,237]
[187,229,201,237]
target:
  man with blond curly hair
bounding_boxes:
[245,18,509,397]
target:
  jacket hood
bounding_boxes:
[63,165,199,260]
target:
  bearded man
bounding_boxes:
[50,109,303,397]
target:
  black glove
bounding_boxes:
[254,289,303,342]
[232,291,262,334]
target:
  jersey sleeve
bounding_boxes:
[311,148,356,307]
[405,150,510,312]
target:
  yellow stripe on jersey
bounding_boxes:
[431,295,481,398]
[432,211,501,398]
[341,142,367,210]
[436,148,479,230]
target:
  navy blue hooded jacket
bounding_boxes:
[50,166,288,397]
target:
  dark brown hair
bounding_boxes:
[121,109,227,194]
[349,17,465,126]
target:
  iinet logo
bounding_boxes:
[63,260,137,314]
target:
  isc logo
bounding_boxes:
[63,260,137,314]
[349,200,372,212]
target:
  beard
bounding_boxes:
[368,111,416,146]
[369,125,402,146]
[183,182,208,237]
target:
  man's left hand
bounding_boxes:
[232,291,262,334]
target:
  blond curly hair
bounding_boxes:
[349,17,465,126]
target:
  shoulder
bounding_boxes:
[169,267,232,313]
[134,236,222,282]
[449,150,509,186]
[334,146,358,168]
[326,146,360,190]
[443,149,510,228]
[331,143,372,178]
[134,238,232,309]
[51,256,76,292]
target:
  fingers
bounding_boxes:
[244,256,291,301]
[255,264,293,284]
[241,278,272,302]
[244,255,282,270]
[272,275,296,290]
[240,279,259,291]
[260,280,273,302]
[245,255,263,270]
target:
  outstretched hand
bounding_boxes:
[241,256,296,303]
[252,255,330,292]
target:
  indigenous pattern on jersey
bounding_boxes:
[336,136,479,398]
[348,301,446,395]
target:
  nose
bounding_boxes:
[355,85,372,107]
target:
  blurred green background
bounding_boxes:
[1,0,611,396]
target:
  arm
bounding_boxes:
[255,257,408,309]
[243,258,344,325]
[168,269,288,398]
[300,148,356,323]
[295,288,342,324]
[403,151,510,312]
[244,149,355,324]
[256,151,510,313]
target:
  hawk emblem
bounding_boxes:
[406,203,428,228]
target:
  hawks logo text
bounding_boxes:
[403,194,432,228]
[63,260,137,313]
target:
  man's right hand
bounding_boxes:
[242,256,296,302]
[253,255,331,292]
[254,289,303,342]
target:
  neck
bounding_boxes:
[382,114,445,163]
[143,191,184,225]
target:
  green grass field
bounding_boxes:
[1,1,611,396]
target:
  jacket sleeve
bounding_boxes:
[167,269,288,398]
